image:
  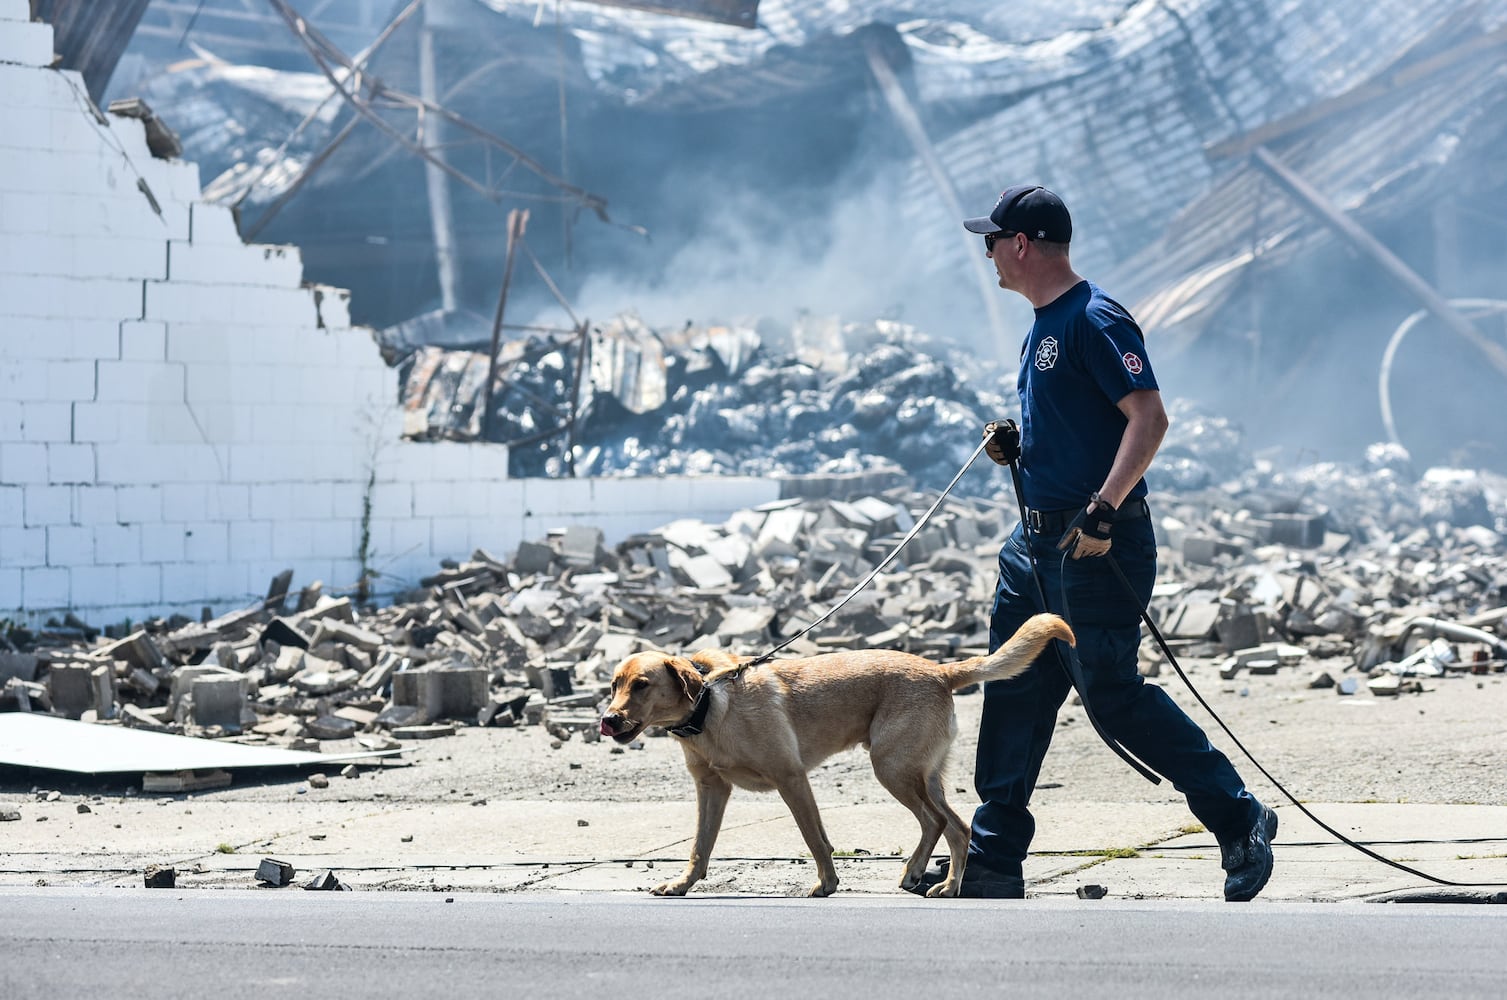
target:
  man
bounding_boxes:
[914,185,1276,901]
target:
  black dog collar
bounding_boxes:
[667,684,712,738]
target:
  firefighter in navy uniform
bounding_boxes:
[914,186,1276,900]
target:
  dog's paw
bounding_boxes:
[806,880,839,898]
[926,881,960,898]
[651,880,691,896]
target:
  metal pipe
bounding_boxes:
[418,15,459,312]
[1399,617,1507,659]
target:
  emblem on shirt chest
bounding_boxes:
[1034,336,1059,371]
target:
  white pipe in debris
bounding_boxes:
[1378,299,1507,450]
[419,16,459,313]
[1399,616,1507,659]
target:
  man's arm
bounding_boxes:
[1097,388,1169,507]
[1064,389,1168,559]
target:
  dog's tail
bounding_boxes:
[942,613,1074,691]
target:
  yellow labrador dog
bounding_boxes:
[599,613,1073,897]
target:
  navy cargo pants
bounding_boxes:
[969,514,1258,876]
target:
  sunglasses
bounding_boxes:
[984,231,1021,253]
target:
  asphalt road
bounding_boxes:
[4,888,1504,998]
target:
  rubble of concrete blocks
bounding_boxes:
[8,448,1506,738]
[1147,456,1507,694]
[4,487,1014,748]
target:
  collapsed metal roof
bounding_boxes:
[1113,18,1507,352]
[93,0,1507,437]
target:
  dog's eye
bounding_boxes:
[631,678,650,691]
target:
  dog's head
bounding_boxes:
[599,651,705,744]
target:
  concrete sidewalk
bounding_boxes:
[3,795,1504,901]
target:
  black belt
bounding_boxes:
[1025,497,1150,535]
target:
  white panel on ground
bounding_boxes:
[0,713,400,773]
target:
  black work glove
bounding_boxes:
[982,419,1020,466]
[1056,494,1116,559]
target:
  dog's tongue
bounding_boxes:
[599,719,614,737]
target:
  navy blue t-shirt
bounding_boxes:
[1017,280,1159,510]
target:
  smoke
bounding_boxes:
[559,169,1009,343]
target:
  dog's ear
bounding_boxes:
[663,657,702,703]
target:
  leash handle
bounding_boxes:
[745,436,993,668]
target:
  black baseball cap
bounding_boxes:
[963,185,1072,242]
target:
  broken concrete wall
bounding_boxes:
[0,5,779,626]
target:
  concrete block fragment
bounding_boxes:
[302,870,350,891]
[333,705,378,727]
[310,618,384,652]
[677,553,734,589]
[0,652,38,682]
[142,769,231,793]
[90,663,116,719]
[305,715,357,740]
[376,703,425,729]
[255,858,296,887]
[559,524,604,567]
[391,664,487,718]
[755,508,811,557]
[715,606,775,642]
[120,702,168,730]
[188,674,247,729]
[1217,610,1270,653]
[143,865,176,889]
[45,663,94,719]
[1267,512,1327,548]
[512,539,555,574]
[391,722,456,739]
[102,630,166,672]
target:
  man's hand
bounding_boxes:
[983,419,1020,466]
[1057,495,1116,559]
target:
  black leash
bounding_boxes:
[1060,531,1506,889]
[743,436,993,669]
[673,438,995,739]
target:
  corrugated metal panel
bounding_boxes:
[899,0,1507,283]
[588,0,759,29]
[33,0,152,102]
[1116,44,1507,352]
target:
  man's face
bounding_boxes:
[985,231,1022,289]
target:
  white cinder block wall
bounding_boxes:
[0,5,779,626]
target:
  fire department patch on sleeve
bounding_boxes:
[1122,352,1143,375]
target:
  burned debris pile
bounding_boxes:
[393,314,1014,489]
